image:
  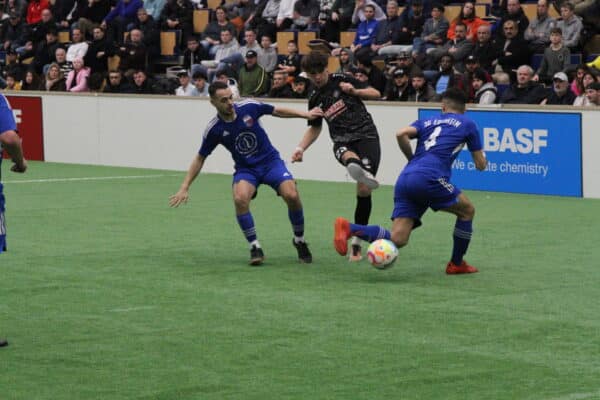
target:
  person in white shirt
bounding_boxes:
[175,71,195,96]
[66,28,89,63]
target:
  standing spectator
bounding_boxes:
[524,0,556,53]
[26,0,50,25]
[238,49,268,97]
[383,67,412,101]
[534,27,570,83]
[406,70,436,101]
[412,3,448,60]
[66,57,90,91]
[371,1,406,57]
[292,0,320,30]
[499,64,548,103]
[471,24,500,74]
[350,3,378,53]
[132,7,160,63]
[201,7,236,57]
[471,67,497,104]
[555,1,583,50]
[118,28,148,73]
[257,34,277,74]
[493,19,531,84]
[190,70,209,96]
[84,26,113,75]
[542,71,576,104]
[268,69,295,97]
[42,62,67,90]
[330,0,355,38]
[66,28,89,62]
[498,0,529,39]
[103,69,134,92]
[100,0,144,45]
[447,1,488,42]
[175,70,194,95]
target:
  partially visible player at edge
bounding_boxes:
[334,88,488,274]
[0,93,28,348]
[292,51,382,262]
[169,81,323,266]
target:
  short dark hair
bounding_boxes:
[550,27,563,35]
[301,51,328,74]
[441,88,467,112]
[431,3,445,12]
[209,80,229,97]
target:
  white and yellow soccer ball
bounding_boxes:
[366,239,398,269]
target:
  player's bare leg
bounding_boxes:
[441,193,478,274]
[279,180,312,263]
[389,217,415,249]
[233,180,264,265]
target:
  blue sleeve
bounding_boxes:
[255,102,274,118]
[198,127,220,158]
[410,119,424,135]
[0,96,16,133]
[466,120,483,152]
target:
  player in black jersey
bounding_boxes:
[292,51,382,262]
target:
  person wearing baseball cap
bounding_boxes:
[384,67,412,101]
[543,71,576,105]
[584,82,600,106]
[237,49,268,97]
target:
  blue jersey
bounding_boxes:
[403,112,482,177]
[0,94,17,185]
[198,99,280,169]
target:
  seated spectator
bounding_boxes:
[542,71,576,104]
[175,70,194,95]
[316,0,340,44]
[26,0,50,25]
[1,13,28,53]
[395,0,425,51]
[573,70,596,105]
[572,0,600,27]
[100,0,143,45]
[1,49,24,82]
[386,50,422,80]
[214,67,240,99]
[350,3,378,53]
[66,28,89,63]
[21,69,43,90]
[190,70,209,96]
[383,67,413,101]
[143,0,167,20]
[499,64,548,103]
[555,1,583,50]
[371,0,406,57]
[432,54,464,95]
[257,34,277,74]
[492,19,530,84]
[268,69,295,97]
[583,82,600,106]
[291,73,311,98]
[291,0,320,30]
[278,40,302,78]
[103,69,134,92]
[248,0,287,42]
[131,69,156,94]
[354,47,386,93]
[29,8,56,44]
[32,29,61,75]
[202,30,240,79]
[4,72,22,90]
[407,70,436,101]
[329,0,356,40]
[132,8,160,62]
[118,28,148,74]
[447,1,488,42]
[524,0,555,53]
[42,62,67,91]
[238,49,269,97]
[84,26,113,75]
[471,24,500,74]
[533,27,570,84]
[222,0,258,34]
[66,57,91,91]
[462,54,491,101]
[471,67,497,104]
[427,22,473,72]
[412,3,448,60]
[497,0,529,40]
[570,64,590,96]
[200,7,236,57]
[52,47,72,75]
[334,47,355,75]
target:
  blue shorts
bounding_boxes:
[0,191,5,253]
[233,158,294,193]
[391,172,461,226]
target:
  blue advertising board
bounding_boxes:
[417,109,582,197]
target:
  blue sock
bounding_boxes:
[236,212,257,243]
[288,209,304,238]
[451,219,472,265]
[349,223,391,242]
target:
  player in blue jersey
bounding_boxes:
[333,88,488,274]
[169,81,323,266]
[0,94,28,347]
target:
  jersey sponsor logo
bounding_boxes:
[243,114,254,127]
[324,99,347,120]
[235,131,258,156]
[437,177,455,193]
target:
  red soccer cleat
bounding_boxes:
[446,260,479,275]
[334,217,351,256]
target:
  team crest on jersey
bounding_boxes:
[243,114,254,127]
[223,130,230,137]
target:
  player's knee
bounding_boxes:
[282,189,300,206]
[462,203,475,220]
[390,231,409,248]
[357,184,371,197]
[233,193,252,209]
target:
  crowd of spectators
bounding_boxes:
[0,0,599,105]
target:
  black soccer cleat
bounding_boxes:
[293,239,313,263]
[0,338,8,347]
[249,245,264,266]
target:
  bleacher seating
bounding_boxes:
[340,31,356,49]
[193,9,210,33]
[160,31,181,56]
[58,31,70,44]
[298,31,317,55]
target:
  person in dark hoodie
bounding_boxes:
[103,69,134,93]
[268,70,295,98]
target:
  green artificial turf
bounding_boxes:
[1,161,600,400]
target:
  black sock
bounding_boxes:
[344,157,362,168]
[355,195,372,225]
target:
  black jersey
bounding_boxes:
[308,73,379,144]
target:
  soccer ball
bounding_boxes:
[367,239,398,269]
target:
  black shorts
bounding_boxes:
[333,138,381,175]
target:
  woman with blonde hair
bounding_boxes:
[66,58,91,92]
[43,63,67,91]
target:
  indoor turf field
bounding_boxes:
[1,161,600,400]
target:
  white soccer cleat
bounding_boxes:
[346,163,379,190]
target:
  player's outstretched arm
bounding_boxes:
[396,126,417,161]
[471,150,488,171]
[292,125,322,163]
[272,106,323,120]
[339,82,381,100]
[169,154,205,207]
[0,130,27,173]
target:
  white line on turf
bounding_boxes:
[4,174,180,184]
[545,390,600,400]
[108,306,157,313]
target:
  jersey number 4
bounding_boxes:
[424,126,442,151]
